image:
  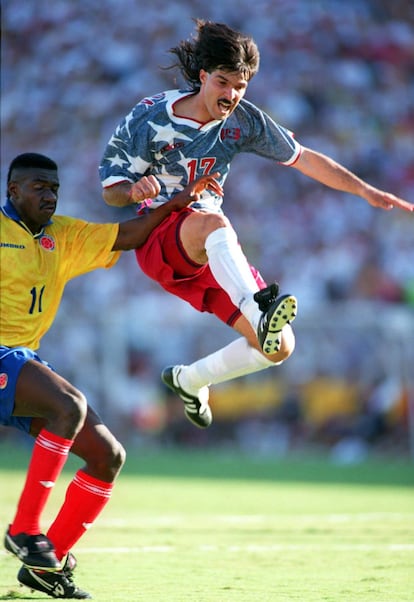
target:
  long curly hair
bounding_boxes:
[168,19,260,90]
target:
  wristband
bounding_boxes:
[135,198,153,214]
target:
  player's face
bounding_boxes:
[8,168,60,234]
[199,69,248,121]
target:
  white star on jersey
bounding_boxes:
[106,153,127,169]
[148,120,192,145]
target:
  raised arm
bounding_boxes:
[292,147,414,213]
[112,173,223,251]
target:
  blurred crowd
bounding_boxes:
[2,0,414,458]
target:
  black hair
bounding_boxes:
[168,19,260,90]
[7,153,58,184]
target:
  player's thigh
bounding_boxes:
[179,210,230,263]
[14,359,84,419]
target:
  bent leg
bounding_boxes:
[233,314,296,361]
[8,359,88,539]
[36,407,126,561]
[177,315,295,394]
[180,211,296,352]
[64,405,126,482]
[30,404,126,482]
[181,212,261,326]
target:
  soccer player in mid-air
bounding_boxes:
[0,152,221,598]
[100,19,413,430]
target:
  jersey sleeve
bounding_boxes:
[99,102,153,188]
[55,217,121,280]
[236,100,302,165]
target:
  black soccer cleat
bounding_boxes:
[161,365,212,428]
[17,552,91,599]
[4,527,61,570]
[254,284,298,355]
[254,282,280,312]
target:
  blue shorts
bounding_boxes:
[0,346,53,433]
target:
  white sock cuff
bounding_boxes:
[205,227,238,253]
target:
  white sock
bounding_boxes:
[178,337,278,394]
[205,227,261,330]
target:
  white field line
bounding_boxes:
[98,512,414,528]
[2,513,412,558]
[2,542,414,558]
[1,545,414,558]
[57,543,414,554]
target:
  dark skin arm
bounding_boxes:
[111,172,223,251]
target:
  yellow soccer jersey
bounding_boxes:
[0,204,121,349]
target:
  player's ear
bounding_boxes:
[199,69,208,84]
[7,181,18,199]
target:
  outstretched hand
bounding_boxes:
[294,148,413,214]
[167,172,223,211]
[364,186,414,213]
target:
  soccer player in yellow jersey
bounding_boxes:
[0,153,222,598]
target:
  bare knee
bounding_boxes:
[180,211,231,263]
[91,437,126,483]
[108,439,126,477]
[73,429,126,482]
[50,389,88,439]
[200,212,230,234]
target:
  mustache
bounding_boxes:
[218,98,232,107]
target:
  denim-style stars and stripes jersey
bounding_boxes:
[99,89,302,213]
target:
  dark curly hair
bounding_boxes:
[169,19,260,90]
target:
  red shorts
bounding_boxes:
[135,208,266,326]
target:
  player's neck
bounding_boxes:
[174,93,212,125]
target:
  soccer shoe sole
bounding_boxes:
[161,366,212,429]
[257,294,298,355]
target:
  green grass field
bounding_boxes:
[0,443,413,601]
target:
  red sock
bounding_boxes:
[47,469,113,561]
[10,429,73,536]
